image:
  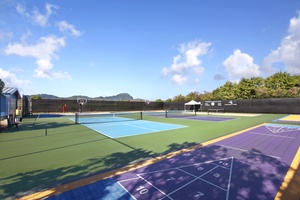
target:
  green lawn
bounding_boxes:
[0,113,286,198]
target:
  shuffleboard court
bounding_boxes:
[28,123,300,200]
[274,114,300,124]
[81,120,188,138]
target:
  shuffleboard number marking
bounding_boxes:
[136,186,148,195]
[219,161,229,166]
[194,191,204,198]
[167,177,175,181]
[197,166,204,171]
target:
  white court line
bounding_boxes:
[265,125,300,133]
[249,132,295,139]
[137,174,172,200]
[277,126,284,132]
[198,177,227,191]
[117,181,138,200]
[118,177,140,183]
[219,145,281,160]
[125,123,161,132]
[121,157,234,200]
[165,165,226,199]
[226,157,234,200]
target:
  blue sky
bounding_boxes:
[1,0,300,100]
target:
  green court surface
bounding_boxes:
[0,113,288,199]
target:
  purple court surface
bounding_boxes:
[45,123,300,200]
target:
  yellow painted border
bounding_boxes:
[279,115,300,122]
[17,123,270,200]
[275,147,300,200]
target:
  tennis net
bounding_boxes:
[75,111,143,124]
[165,110,196,118]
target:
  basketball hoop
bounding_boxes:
[77,98,87,113]
[77,98,87,105]
[144,100,151,111]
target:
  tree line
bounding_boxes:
[156,72,300,102]
[2,72,300,103]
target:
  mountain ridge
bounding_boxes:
[31,93,139,101]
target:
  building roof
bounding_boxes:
[2,87,21,99]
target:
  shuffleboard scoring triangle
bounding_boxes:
[265,124,300,133]
[118,157,234,200]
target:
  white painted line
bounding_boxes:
[226,157,234,200]
[125,123,160,132]
[137,174,172,200]
[118,177,140,182]
[277,126,284,132]
[117,181,137,200]
[162,178,199,198]
[198,177,227,191]
[250,132,295,139]
[219,145,281,160]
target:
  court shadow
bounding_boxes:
[0,120,74,133]
[102,148,155,169]
[3,143,295,200]
[163,141,198,154]
[113,144,293,200]
[1,141,197,199]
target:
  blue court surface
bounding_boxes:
[81,120,188,138]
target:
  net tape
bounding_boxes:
[165,110,196,118]
[75,111,142,124]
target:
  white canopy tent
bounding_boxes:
[184,100,202,112]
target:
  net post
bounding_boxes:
[75,113,78,124]
[165,110,168,118]
[140,111,143,120]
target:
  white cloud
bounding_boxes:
[262,13,300,75]
[162,40,211,85]
[223,49,260,80]
[4,35,71,79]
[171,74,188,85]
[16,3,59,27]
[0,68,30,90]
[56,21,82,37]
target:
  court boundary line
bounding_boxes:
[167,115,238,123]
[18,123,299,200]
[249,132,295,139]
[218,144,281,160]
[83,120,188,139]
[137,174,169,199]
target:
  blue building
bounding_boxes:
[0,87,21,128]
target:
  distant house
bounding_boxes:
[0,87,21,120]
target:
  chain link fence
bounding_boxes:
[29,98,300,114]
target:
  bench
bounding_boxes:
[207,108,225,114]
